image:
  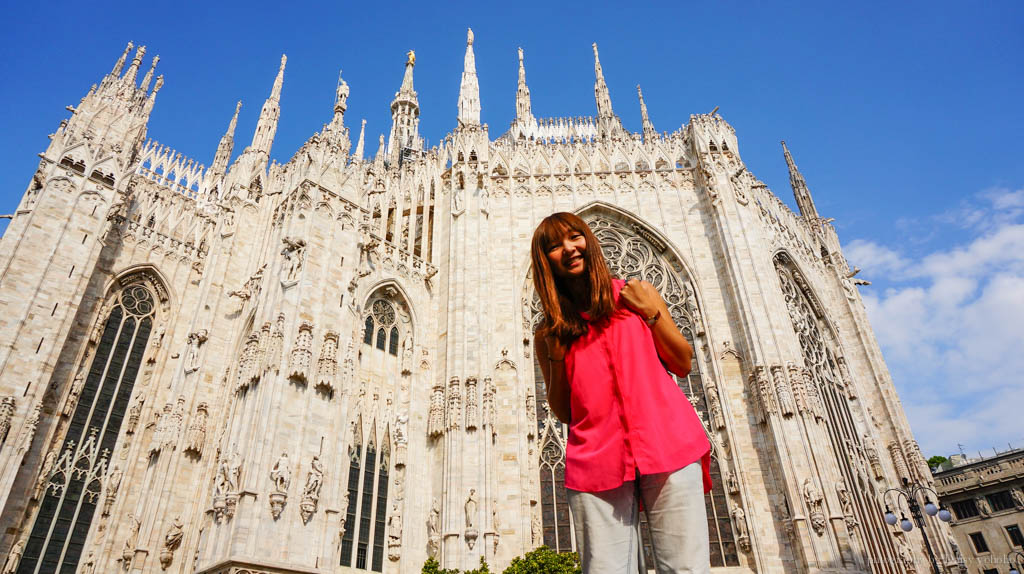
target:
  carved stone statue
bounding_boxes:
[427,497,441,557]
[465,488,478,529]
[165,516,184,549]
[895,534,917,573]
[280,237,307,284]
[401,336,414,374]
[531,512,542,546]
[1011,487,1024,509]
[126,393,145,434]
[976,495,991,516]
[0,396,15,444]
[731,503,750,551]
[803,478,826,535]
[836,480,857,528]
[63,366,87,417]
[269,452,291,519]
[300,455,324,523]
[103,464,123,516]
[33,449,56,500]
[270,452,291,493]
[2,540,24,574]
[387,502,403,559]
[184,329,208,374]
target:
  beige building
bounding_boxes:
[0,32,964,573]
[934,449,1024,574]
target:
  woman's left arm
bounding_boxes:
[619,279,693,377]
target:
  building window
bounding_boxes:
[988,490,1016,512]
[982,569,998,574]
[340,424,391,572]
[1007,524,1024,547]
[18,284,155,573]
[363,299,402,356]
[969,532,990,553]
[951,498,980,520]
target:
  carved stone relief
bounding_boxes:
[184,402,208,457]
[465,376,479,431]
[288,322,314,384]
[446,377,462,432]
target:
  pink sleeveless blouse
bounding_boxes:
[563,279,712,493]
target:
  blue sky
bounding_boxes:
[1,1,1022,459]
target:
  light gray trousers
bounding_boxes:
[567,462,711,574]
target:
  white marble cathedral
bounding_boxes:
[0,31,960,574]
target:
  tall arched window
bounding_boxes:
[19,283,156,573]
[775,253,897,569]
[340,422,390,572]
[526,214,739,566]
[344,292,407,572]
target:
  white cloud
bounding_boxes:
[849,188,1024,457]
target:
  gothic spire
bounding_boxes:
[457,28,481,127]
[781,141,820,220]
[515,47,533,123]
[637,85,656,142]
[388,51,422,162]
[110,42,133,79]
[251,55,286,156]
[592,43,614,119]
[211,101,242,177]
[354,119,366,161]
[120,45,146,94]
[139,55,160,93]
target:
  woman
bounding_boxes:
[531,212,712,574]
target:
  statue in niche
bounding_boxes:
[126,393,145,434]
[164,516,184,549]
[2,540,24,574]
[976,496,992,516]
[427,498,441,557]
[184,330,208,374]
[731,503,750,551]
[803,478,826,535]
[1011,487,1024,509]
[33,449,56,500]
[387,502,403,560]
[280,237,306,284]
[836,480,857,528]
[122,514,141,565]
[63,365,87,417]
[103,464,123,516]
[401,336,414,374]
[300,455,323,523]
[465,488,478,529]
[270,452,291,493]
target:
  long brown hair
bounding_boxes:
[530,212,616,343]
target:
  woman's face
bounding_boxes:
[545,227,587,279]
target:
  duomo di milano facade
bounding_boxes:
[0,30,963,574]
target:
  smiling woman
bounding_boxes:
[530,211,712,573]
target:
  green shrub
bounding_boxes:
[501,546,581,574]
[421,547,580,574]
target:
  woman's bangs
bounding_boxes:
[536,213,581,250]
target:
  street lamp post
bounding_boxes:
[1008,550,1024,574]
[883,477,952,574]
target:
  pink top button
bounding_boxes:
[564,279,712,493]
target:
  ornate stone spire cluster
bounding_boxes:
[781,141,820,220]
[457,28,481,128]
[353,119,367,161]
[250,55,286,156]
